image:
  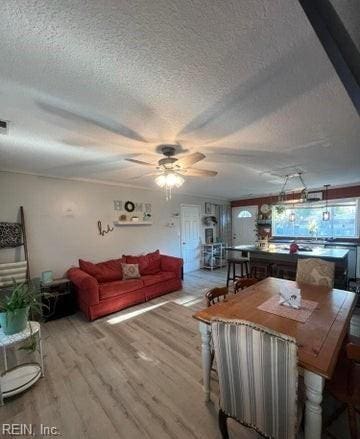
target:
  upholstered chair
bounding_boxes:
[296,258,335,288]
[211,318,301,439]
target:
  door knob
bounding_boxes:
[182,242,186,245]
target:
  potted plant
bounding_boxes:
[0,280,45,335]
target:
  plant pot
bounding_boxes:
[0,306,29,335]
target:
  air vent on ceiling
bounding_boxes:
[0,120,9,135]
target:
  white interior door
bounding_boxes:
[181,205,201,273]
[232,206,258,246]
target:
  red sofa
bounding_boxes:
[67,250,183,321]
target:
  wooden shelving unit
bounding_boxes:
[201,243,225,270]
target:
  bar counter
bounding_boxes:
[226,245,349,288]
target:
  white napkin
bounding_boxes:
[279,284,301,309]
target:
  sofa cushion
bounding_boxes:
[141,271,176,287]
[79,258,125,283]
[99,279,144,300]
[122,263,140,279]
[142,250,161,275]
[124,250,161,275]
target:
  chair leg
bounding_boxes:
[347,404,358,439]
[218,409,229,439]
[232,262,235,284]
[245,261,249,278]
[226,262,231,287]
[210,349,215,371]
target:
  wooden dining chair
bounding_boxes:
[211,318,302,439]
[234,277,258,294]
[205,286,228,307]
[296,258,335,288]
[205,287,228,373]
[325,336,360,439]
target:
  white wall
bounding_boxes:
[0,172,228,278]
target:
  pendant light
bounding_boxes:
[289,191,296,222]
[322,184,330,221]
[277,172,308,204]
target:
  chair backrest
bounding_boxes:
[296,258,335,287]
[234,277,258,293]
[211,318,298,439]
[205,286,228,307]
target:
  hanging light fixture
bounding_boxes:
[155,171,185,200]
[277,172,308,204]
[278,174,289,203]
[322,184,330,221]
[289,191,296,222]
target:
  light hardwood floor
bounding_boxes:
[1,269,359,438]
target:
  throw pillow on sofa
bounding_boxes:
[122,263,141,279]
[79,258,125,283]
[124,250,161,275]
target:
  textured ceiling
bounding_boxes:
[0,0,359,199]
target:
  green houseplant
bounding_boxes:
[0,280,45,335]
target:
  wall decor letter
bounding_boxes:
[114,200,123,211]
[124,201,135,212]
[98,220,114,236]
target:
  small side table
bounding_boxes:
[0,321,44,405]
[41,278,77,321]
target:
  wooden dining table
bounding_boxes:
[193,277,356,439]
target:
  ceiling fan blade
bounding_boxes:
[175,152,205,168]
[37,101,148,143]
[128,171,160,180]
[180,168,217,177]
[125,158,157,167]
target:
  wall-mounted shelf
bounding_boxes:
[256,220,272,225]
[113,221,152,226]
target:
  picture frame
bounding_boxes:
[41,270,54,284]
[205,228,214,244]
[205,202,212,214]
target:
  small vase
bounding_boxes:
[0,306,29,335]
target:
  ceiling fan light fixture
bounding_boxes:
[155,171,185,200]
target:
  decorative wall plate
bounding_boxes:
[260,204,271,214]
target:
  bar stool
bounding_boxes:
[226,257,249,286]
[250,261,274,279]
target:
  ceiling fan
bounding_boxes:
[125,145,217,199]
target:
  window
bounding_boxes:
[238,210,253,218]
[272,201,359,238]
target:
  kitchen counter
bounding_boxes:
[226,245,349,288]
[227,245,349,260]
[270,239,359,247]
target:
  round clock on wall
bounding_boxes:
[260,204,271,215]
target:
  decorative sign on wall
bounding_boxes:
[98,220,114,236]
[114,200,152,213]
[113,200,153,225]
